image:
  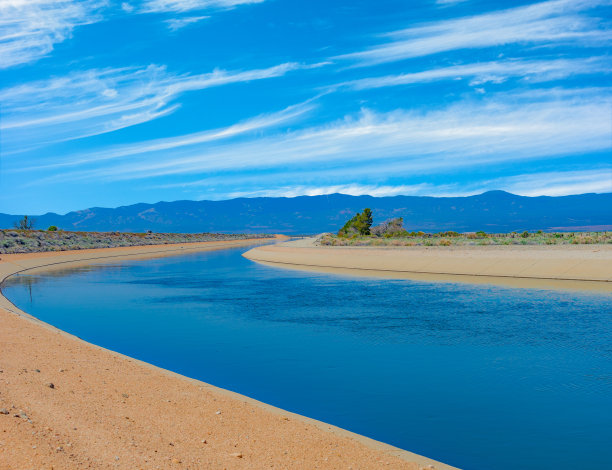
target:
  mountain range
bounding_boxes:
[1,191,611,234]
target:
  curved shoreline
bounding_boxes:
[243,239,612,292]
[0,239,454,470]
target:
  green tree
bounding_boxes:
[338,208,373,236]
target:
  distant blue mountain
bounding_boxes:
[1,191,611,234]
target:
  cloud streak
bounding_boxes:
[481,168,612,196]
[336,0,612,66]
[0,61,310,152]
[218,169,612,199]
[335,57,612,90]
[29,88,611,189]
[0,0,106,69]
[13,100,316,173]
[141,0,265,14]
[165,15,209,30]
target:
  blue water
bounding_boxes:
[3,246,611,469]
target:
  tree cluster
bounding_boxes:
[338,208,373,236]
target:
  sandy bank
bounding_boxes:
[0,239,453,470]
[243,239,612,292]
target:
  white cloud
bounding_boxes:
[0,0,107,69]
[436,0,469,5]
[225,183,438,199]
[141,0,265,13]
[165,15,209,31]
[336,0,612,66]
[158,169,612,199]
[15,100,315,173]
[31,87,611,187]
[121,2,134,13]
[0,62,309,151]
[484,169,612,196]
[336,57,612,90]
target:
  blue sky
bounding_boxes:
[1,0,611,214]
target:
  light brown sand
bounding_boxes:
[243,239,612,292]
[0,239,453,470]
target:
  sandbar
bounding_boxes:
[243,238,612,292]
[0,238,454,469]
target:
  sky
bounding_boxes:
[0,0,611,214]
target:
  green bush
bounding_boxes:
[338,208,373,236]
[47,226,58,231]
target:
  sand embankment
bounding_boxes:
[243,239,612,292]
[0,238,453,470]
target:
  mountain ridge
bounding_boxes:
[2,191,611,234]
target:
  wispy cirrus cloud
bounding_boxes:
[141,0,265,14]
[479,168,612,196]
[0,61,310,152]
[14,100,315,173]
[219,168,612,199]
[335,56,612,90]
[121,2,135,13]
[336,0,612,66]
[165,15,209,30]
[30,87,611,188]
[436,0,469,6]
[0,0,107,69]
[224,183,438,199]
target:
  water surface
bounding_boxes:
[3,246,611,469]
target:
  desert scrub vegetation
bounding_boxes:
[0,230,273,254]
[323,210,612,247]
[320,231,612,247]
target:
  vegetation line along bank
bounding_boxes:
[328,209,612,246]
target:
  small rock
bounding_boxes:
[121,393,129,398]
[114,456,119,461]
[0,409,8,415]
[45,383,55,389]
[215,410,221,415]
[172,458,181,464]
[34,369,40,373]
[59,369,65,373]
[56,446,64,452]
[230,452,243,458]
[201,439,207,444]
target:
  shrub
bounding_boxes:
[371,217,405,237]
[47,226,58,231]
[13,215,35,230]
[521,231,529,238]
